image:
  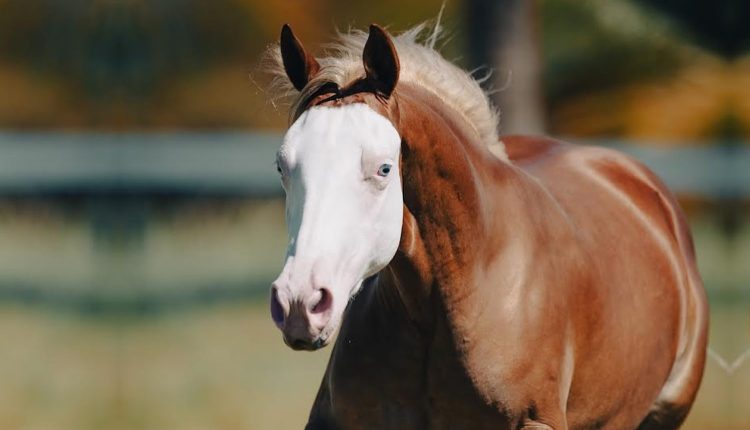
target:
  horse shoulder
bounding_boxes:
[506,138,707,428]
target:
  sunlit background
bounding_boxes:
[0,0,748,429]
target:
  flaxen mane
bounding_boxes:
[266,24,505,159]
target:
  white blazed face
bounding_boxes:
[270,104,403,350]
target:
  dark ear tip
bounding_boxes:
[281,24,292,38]
[369,24,387,36]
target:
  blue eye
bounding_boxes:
[377,164,392,177]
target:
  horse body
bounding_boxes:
[269,24,707,430]
[302,83,707,429]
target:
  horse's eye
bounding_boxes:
[377,164,392,177]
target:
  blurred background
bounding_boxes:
[0,0,748,428]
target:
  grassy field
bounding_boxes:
[0,302,329,430]
[0,299,747,430]
[0,201,747,429]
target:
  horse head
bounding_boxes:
[270,24,404,350]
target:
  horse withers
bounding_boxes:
[267,24,708,430]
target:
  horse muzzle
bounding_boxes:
[270,284,333,351]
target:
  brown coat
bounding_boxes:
[275,24,708,430]
[305,84,708,430]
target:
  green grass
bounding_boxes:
[0,302,329,430]
[0,300,748,430]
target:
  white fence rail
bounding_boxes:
[0,132,748,198]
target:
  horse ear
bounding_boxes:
[363,24,400,97]
[280,24,320,91]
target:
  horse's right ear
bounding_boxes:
[280,24,320,91]
[363,24,400,98]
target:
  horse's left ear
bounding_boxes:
[280,24,320,91]
[363,24,400,98]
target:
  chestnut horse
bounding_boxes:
[267,24,708,429]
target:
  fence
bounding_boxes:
[0,132,747,312]
[1,132,749,198]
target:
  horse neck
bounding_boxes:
[378,83,521,327]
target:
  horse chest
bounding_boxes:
[303,284,420,427]
[322,326,426,428]
[421,317,515,429]
[319,310,511,430]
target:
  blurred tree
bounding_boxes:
[0,0,253,100]
[465,0,546,134]
[0,0,747,135]
[634,0,750,57]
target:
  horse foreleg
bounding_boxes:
[520,421,567,430]
[518,406,568,430]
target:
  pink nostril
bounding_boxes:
[270,288,286,327]
[310,288,332,314]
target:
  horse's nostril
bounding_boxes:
[290,338,308,350]
[270,288,285,327]
[311,288,332,314]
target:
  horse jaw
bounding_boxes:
[271,103,403,349]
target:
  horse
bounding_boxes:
[266,23,708,430]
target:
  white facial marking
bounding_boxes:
[273,104,402,346]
